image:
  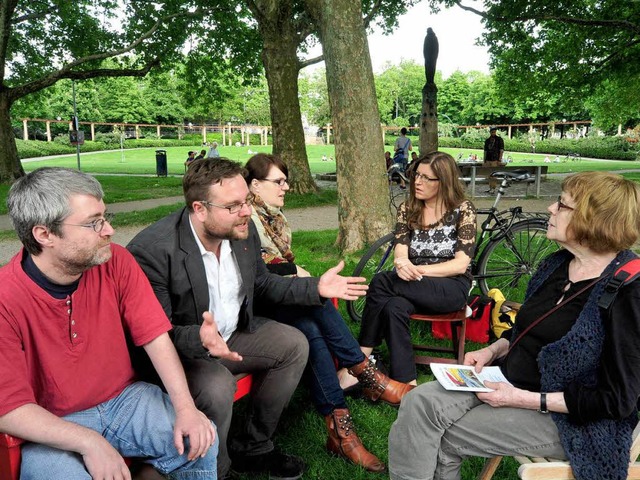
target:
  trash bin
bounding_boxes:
[155,150,167,177]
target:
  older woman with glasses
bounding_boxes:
[352,151,477,387]
[389,172,640,480]
[244,153,413,473]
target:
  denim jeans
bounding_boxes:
[20,382,217,480]
[273,300,366,416]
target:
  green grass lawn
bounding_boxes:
[20,144,640,176]
[21,145,341,176]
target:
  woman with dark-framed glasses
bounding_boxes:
[353,151,477,386]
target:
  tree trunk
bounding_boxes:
[304,0,391,252]
[0,91,25,183]
[248,0,317,194]
[261,35,317,194]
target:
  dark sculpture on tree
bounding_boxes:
[420,27,439,154]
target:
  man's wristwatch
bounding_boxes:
[539,392,550,414]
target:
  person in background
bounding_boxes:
[194,149,207,161]
[184,151,196,170]
[128,158,372,480]
[394,128,413,170]
[207,142,220,158]
[483,126,505,194]
[0,167,217,479]
[389,172,640,480]
[245,153,414,472]
[356,152,477,386]
[410,151,419,166]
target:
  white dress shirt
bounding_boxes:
[189,218,244,341]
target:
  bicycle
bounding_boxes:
[346,170,560,323]
[386,162,409,214]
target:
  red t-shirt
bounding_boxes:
[0,244,171,417]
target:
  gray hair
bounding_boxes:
[7,167,104,255]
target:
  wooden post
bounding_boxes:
[381,124,385,145]
[23,119,28,140]
[202,125,207,144]
[156,125,161,138]
[222,126,226,146]
[246,127,251,146]
[46,121,51,142]
[90,123,95,141]
[135,125,140,139]
[508,125,512,138]
[618,124,622,136]
[326,124,331,145]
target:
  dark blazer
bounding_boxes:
[127,208,322,360]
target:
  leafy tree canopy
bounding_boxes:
[430,0,640,129]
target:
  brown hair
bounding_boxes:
[405,151,467,229]
[562,171,640,252]
[244,153,289,184]
[183,158,246,211]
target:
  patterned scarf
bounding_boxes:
[251,193,295,264]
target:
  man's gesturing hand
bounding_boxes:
[200,312,242,361]
[317,261,368,301]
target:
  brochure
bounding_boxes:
[431,363,510,392]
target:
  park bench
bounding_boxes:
[458,165,549,198]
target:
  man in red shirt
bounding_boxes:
[0,168,217,479]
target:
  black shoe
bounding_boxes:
[231,450,306,480]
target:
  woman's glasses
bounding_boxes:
[556,196,575,211]
[412,172,439,183]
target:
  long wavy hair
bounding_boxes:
[405,151,467,229]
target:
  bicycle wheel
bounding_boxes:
[475,219,560,304]
[346,232,395,323]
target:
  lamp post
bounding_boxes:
[72,80,81,171]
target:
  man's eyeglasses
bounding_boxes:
[556,196,575,212]
[261,178,289,187]
[55,212,115,233]
[200,199,251,214]
[413,172,440,183]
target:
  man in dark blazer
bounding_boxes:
[128,158,367,480]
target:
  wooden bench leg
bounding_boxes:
[477,456,503,480]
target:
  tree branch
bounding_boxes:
[11,60,160,100]
[0,0,19,82]
[244,0,268,28]
[363,0,384,27]
[14,5,57,24]
[298,54,323,70]
[7,7,200,101]
[454,0,640,34]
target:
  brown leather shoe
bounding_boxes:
[325,408,386,473]
[348,358,415,406]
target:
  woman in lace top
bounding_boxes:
[356,151,477,385]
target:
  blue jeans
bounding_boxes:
[273,300,365,416]
[21,382,217,480]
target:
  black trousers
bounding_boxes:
[358,270,470,382]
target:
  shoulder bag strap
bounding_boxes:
[505,276,601,357]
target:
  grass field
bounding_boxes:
[20,144,639,176]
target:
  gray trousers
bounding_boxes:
[183,321,308,478]
[388,382,566,480]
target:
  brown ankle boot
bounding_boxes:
[325,408,386,473]
[348,358,415,406]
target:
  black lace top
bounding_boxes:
[395,200,477,276]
